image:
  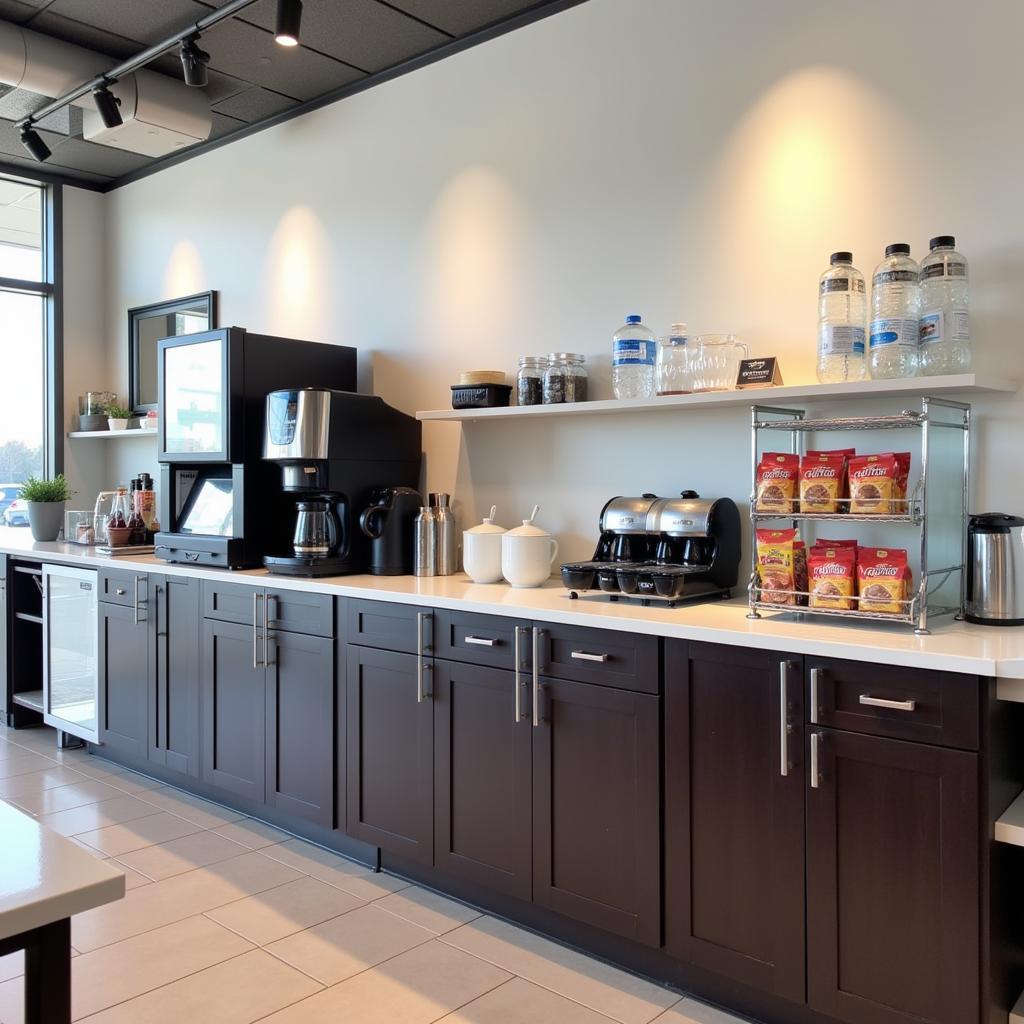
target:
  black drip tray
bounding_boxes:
[264,554,353,577]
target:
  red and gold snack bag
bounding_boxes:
[794,541,808,605]
[756,453,799,513]
[848,453,899,514]
[814,538,857,548]
[857,548,910,614]
[799,452,846,513]
[808,545,857,609]
[807,448,856,498]
[756,528,798,605]
[893,452,912,503]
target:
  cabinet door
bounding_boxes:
[434,659,532,899]
[149,575,200,777]
[345,599,430,656]
[266,628,335,827]
[807,728,979,1024]
[532,677,660,946]
[201,617,266,804]
[97,599,150,760]
[664,641,805,1002]
[345,645,433,863]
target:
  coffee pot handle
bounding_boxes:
[359,505,385,539]
[548,539,559,566]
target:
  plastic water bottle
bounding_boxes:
[612,314,656,399]
[816,252,866,383]
[919,235,970,375]
[869,243,921,379]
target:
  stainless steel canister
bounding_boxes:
[432,492,458,576]
[414,506,437,577]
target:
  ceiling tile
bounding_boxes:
[28,11,144,57]
[0,118,66,158]
[145,54,249,103]
[208,109,246,140]
[0,0,36,23]
[49,135,153,175]
[0,150,112,185]
[42,0,209,46]
[212,84,296,123]
[382,0,538,36]
[201,17,363,101]
[235,0,449,73]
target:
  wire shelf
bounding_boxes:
[749,492,924,524]
[748,584,921,626]
[753,412,924,432]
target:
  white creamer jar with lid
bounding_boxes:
[463,506,506,584]
[501,516,559,588]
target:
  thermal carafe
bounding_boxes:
[965,513,1024,625]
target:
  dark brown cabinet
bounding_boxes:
[664,641,806,1001]
[533,674,661,947]
[806,727,979,1024]
[97,575,150,761]
[433,658,532,899]
[345,643,433,863]
[148,574,200,777]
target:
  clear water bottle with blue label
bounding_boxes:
[869,243,921,379]
[817,252,866,383]
[919,235,970,375]
[612,314,656,399]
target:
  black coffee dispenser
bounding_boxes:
[359,487,422,575]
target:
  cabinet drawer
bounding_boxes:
[265,589,333,638]
[99,569,147,607]
[202,581,260,625]
[807,656,979,750]
[344,599,431,656]
[536,622,659,694]
[433,609,530,671]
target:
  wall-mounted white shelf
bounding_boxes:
[67,428,158,439]
[416,373,1016,422]
[995,791,1024,847]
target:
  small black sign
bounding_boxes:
[736,357,784,389]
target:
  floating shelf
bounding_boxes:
[67,428,157,439]
[995,791,1024,847]
[12,690,44,713]
[416,374,1015,422]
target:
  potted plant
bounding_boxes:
[19,474,74,542]
[106,403,132,431]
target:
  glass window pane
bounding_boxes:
[0,291,44,519]
[0,179,42,281]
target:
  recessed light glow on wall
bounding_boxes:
[263,205,332,340]
[163,240,207,299]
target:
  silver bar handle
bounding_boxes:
[571,650,608,663]
[532,627,541,727]
[514,626,524,724]
[465,636,497,647]
[416,612,428,703]
[859,694,916,712]
[810,731,821,789]
[252,591,260,669]
[779,661,791,777]
[262,594,270,668]
[810,667,822,724]
[133,575,141,625]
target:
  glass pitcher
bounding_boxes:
[691,334,748,392]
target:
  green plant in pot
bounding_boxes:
[106,403,133,431]
[19,475,74,542]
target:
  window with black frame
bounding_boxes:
[0,177,56,526]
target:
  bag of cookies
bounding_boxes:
[755,528,798,605]
[808,545,857,609]
[848,453,899,514]
[756,453,799,513]
[857,547,910,614]
[794,540,808,605]
[894,451,912,504]
[807,448,855,498]
[814,538,857,548]
[799,452,846,513]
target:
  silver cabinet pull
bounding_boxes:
[252,590,260,669]
[531,627,541,727]
[810,731,821,789]
[133,576,140,625]
[859,694,916,712]
[779,660,792,777]
[416,612,430,703]
[810,666,822,724]
[115,587,126,596]
[571,650,608,663]
[263,594,270,667]
[465,636,497,647]
[513,626,525,724]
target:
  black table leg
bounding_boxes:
[23,917,71,1024]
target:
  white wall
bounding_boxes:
[98,0,1024,565]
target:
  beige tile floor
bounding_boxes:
[0,724,744,1024]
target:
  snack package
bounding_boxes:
[893,452,912,502]
[807,448,856,498]
[848,453,899,514]
[794,541,808,606]
[808,545,857,609]
[857,547,910,614]
[756,453,799,514]
[814,538,858,548]
[799,452,846,514]
[756,528,798,605]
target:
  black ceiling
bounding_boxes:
[0,0,580,190]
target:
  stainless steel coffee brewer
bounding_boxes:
[560,490,741,606]
[262,388,421,577]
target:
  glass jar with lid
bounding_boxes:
[564,353,588,402]
[656,323,692,395]
[517,356,546,406]
[543,353,567,404]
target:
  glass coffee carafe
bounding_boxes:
[293,499,340,557]
[690,334,749,392]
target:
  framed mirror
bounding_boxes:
[128,291,217,413]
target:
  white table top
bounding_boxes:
[0,801,124,941]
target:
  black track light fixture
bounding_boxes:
[275,0,302,46]
[92,82,123,129]
[20,123,50,162]
[179,34,210,87]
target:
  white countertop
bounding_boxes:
[5,530,1024,679]
[0,801,124,941]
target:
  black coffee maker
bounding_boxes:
[262,389,422,577]
[359,487,422,575]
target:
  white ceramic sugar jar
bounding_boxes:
[501,511,559,588]
[463,506,506,584]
